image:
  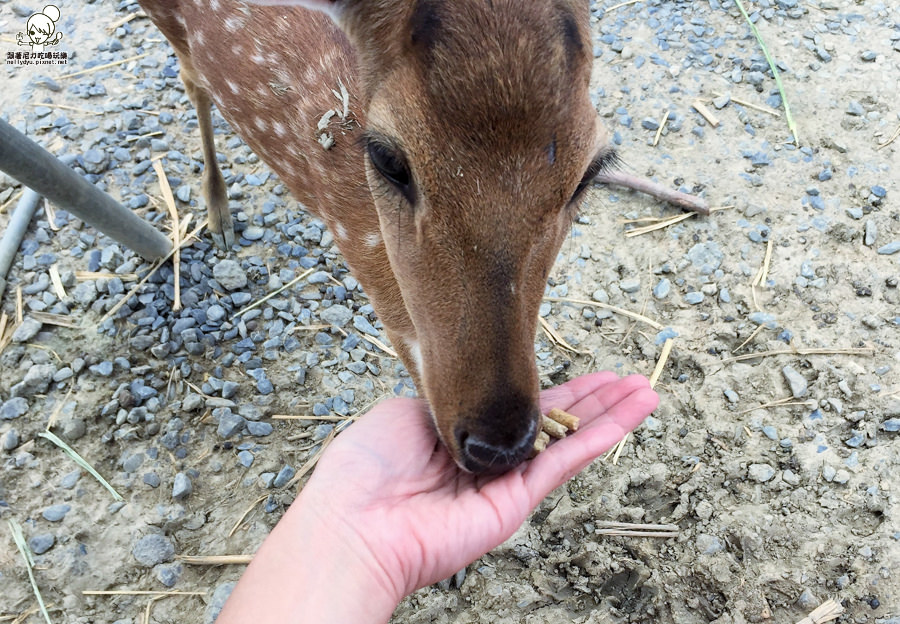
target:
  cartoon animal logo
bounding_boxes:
[16,5,64,52]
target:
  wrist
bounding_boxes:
[217,491,401,624]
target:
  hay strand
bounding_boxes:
[8,519,52,624]
[37,431,123,501]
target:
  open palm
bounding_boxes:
[300,371,659,598]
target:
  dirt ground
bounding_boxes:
[1,1,898,623]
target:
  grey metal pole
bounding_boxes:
[0,117,173,261]
[0,187,42,302]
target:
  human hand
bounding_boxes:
[218,372,658,623]
[306,372,657,595]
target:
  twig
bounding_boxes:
[607,338,673,464]
[178,555,253,566]
[539,316,590,355]
[712,92,781,116]
[233,268,314,319]
[228,494,268,538]
[724,347,874,363]
[60,53,150,79]
[152,160,182,311]
[692,100,720,127]
[794,599,843,624]
[876,122,900,150]
[625,212,695,237]
[652,110,669,147]
[595,521,679,537]
[543,296,663,330]
[82,590,206,597]
[98,219,207,324]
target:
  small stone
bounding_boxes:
[619,278,641,293]
[696,533,725,554]
[822,465,836,482]
[217,411,245,439]
[175,185,191,202]
[237,450,254,467]
[133,534,175,567]
[42,504,71,522]
[653,278,671,299]
[246,421,273,437]
[172,472,192,500]
[205,582,237,624]
[876,241,900,255]
[213,260,248,290]
[29,533,55,555]
[11,317,42,342]
[684,292,704,304]
[242,225,265,241]
[782,365,808,398]
[1,397,29,420]
[272,465,295,488]
[748,463,776,482]
[144,472,161,488]
[182,393,204,412]
[206,304,226,323]
[2,429,20,451]
[865,221,877,247]
[320,304,353,327]
[155,562,183,588]
[14,364,57,396]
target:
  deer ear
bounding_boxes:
[243,0,344,22]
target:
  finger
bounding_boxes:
[541,373,654,427]
[538,371,620,414]
[522,385,659,503]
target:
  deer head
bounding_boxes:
[255,0,613,472]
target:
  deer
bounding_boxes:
[136,0,706,474]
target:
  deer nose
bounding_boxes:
[455,402,540,474]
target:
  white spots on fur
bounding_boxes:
[224,16,242,33]
[334,222,348,241]
[364,232,382,248]
[254,116,268,131]
[193,28,204,46]
[226,79,240,95]
[406,339,423,379]
[250,53,265,65]
[209,0,220,10]
[273,121,287,138]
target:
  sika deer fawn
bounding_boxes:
[138,0,705,473]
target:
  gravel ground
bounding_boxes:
[1,0,899,623]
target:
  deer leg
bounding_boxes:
[182,73,233,248]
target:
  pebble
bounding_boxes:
[11,317,42,342]
[273,465,295,488]
[696,533,726,554]
[217,411,245,439]
[238,450,254,467]
[748,463,776,482]
[133,534,175,567]
[213,260,248,290]
[782,366,808,398]
[1,397,29,420]
[653,278,671,299]
[205,581,237,624]
[29,533,55,555]
[42,504,72,522]
[172,472,193,500]
[13,364,57,397]
[876,241,900,255]
[684,292,704,304]
[246,421,273,436]
[1,429,20,451]
[155,563,183,588]
[320,304,353,327]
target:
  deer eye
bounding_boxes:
[570,149,620,204]
[366,140,414,203]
